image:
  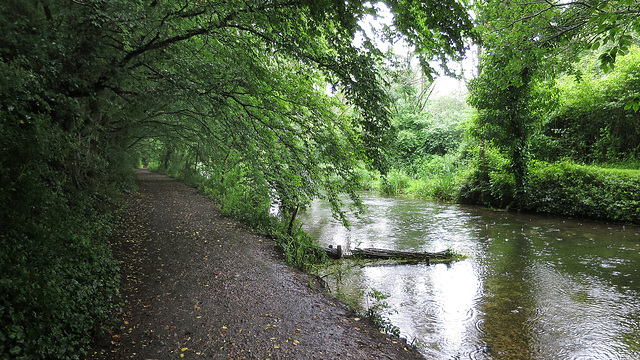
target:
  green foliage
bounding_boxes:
[0,0,476,357]
[386,0,476,78]
[526,161,640,223]
[209,165,275,234]
[367,153,471,201]
[468,0,640,208]
[360,288,400,337]
[0,117,123,359]
[584,1,640,74]
[459,146,513,207]
[385,58,471,170]
[273,227,329,272]
[377,56,473,201]
[390,105,467,168]
[1,2,134,357]
[459,155,640,222]
[536,47,640,163]
[597,159,640,171]
[0,227,120,360]
[380,169,412,196]
[468,52,536,208]
[408,154,471,201]
[353,163,381,191]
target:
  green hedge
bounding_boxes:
[460,158,640,223]
[527,161,640,223]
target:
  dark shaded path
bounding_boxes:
[88,169,423,359]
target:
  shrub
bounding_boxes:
[1,228,120,360]
[527,161,640,223]
[0,116,124,359]
[418,154,470,201]
[458,146,511,207]
[353,165,380,191]
[273,226,328,271]
[488,171,515,208]
[379,169,411,195]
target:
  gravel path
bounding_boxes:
[88,169,424,359]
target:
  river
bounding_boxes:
[298,193,640,360]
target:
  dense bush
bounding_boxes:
[458,146,512,207]
[0,3,149,356]
[410,154,471,201]
[389,97,469,170]
[460,156,640,223]
[0,219,120,360]
[380,169,412,196]
[0,118,127,359]
[371,154,471,201]
[534,47,640,163]
[527,161,640,223]
[273,227,329,272]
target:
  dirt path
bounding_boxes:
[88,169,424,359]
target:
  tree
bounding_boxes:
[468,0,554,208]
[537,46,640,162]
[467,0,640,207]
[110,0,476,225]
[383,57,470,171]
[1,1,475,357]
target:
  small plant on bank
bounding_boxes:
[360,288,401,337]
[273,225,328,272]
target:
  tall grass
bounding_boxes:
[380,169,412,196]
[373,155,470,201]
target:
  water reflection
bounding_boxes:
[474,229,536,360]
[299,193,640,359]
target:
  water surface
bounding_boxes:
[299,193,640,359]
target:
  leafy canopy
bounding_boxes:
[0,2,475,357]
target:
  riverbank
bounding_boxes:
[87,169,423,359]
[360,158,640,224]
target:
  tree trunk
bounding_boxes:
[286,204,299,236]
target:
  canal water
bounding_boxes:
[298,193,640,360]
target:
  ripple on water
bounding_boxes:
[474,317,485,333]
[567,347,622,360]
[467,344,492,360]
[418,341,491,360]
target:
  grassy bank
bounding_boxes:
[357,154,473,201]
[353,154,640,224]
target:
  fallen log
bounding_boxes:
[324,245,343,259]
[323,246,456,262]
[351,248,447,262]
